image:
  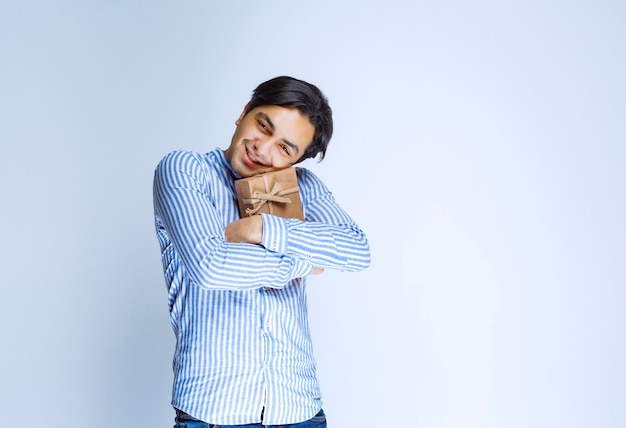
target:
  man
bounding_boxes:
[153,76,370,427]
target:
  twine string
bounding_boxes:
[243,182,298,216]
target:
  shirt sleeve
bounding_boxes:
[259,168,371,272]
[153,150,314,290]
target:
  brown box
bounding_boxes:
[235,168,303,220]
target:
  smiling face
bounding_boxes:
[224,104,315,177]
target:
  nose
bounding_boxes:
[251,138,272,164]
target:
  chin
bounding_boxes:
[235,165,259,178]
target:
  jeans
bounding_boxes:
[173,409,326,428]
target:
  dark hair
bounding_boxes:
[245,76,333,162]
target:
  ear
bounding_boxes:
[235,102,251,126]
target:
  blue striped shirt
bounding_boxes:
[153,149,370,425]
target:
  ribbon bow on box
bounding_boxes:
[243,182,299,216]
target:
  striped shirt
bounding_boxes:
[153,149,370,425]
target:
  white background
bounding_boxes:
[1,1,624,427]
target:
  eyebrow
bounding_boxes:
[256,112,300,155]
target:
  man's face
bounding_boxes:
[224,105,315,178]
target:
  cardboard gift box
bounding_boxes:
[235,168,304,220]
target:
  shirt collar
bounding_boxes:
[212,148,241,180]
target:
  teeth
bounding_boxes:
[247,148,260,164]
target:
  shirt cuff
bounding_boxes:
[290,257,314,279]
[260,213,289,253]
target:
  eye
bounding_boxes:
[280,144,290,155]
[258,120,268,132]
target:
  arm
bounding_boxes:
[224,215,327,275]
[153,150,314,290]
[257,168,371,272]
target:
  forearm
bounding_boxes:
[191,240,313,289]
[156,207,313,290]
[260,214,370,272]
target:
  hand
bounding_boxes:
[312,267,325,275]
[224,215,263,244]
